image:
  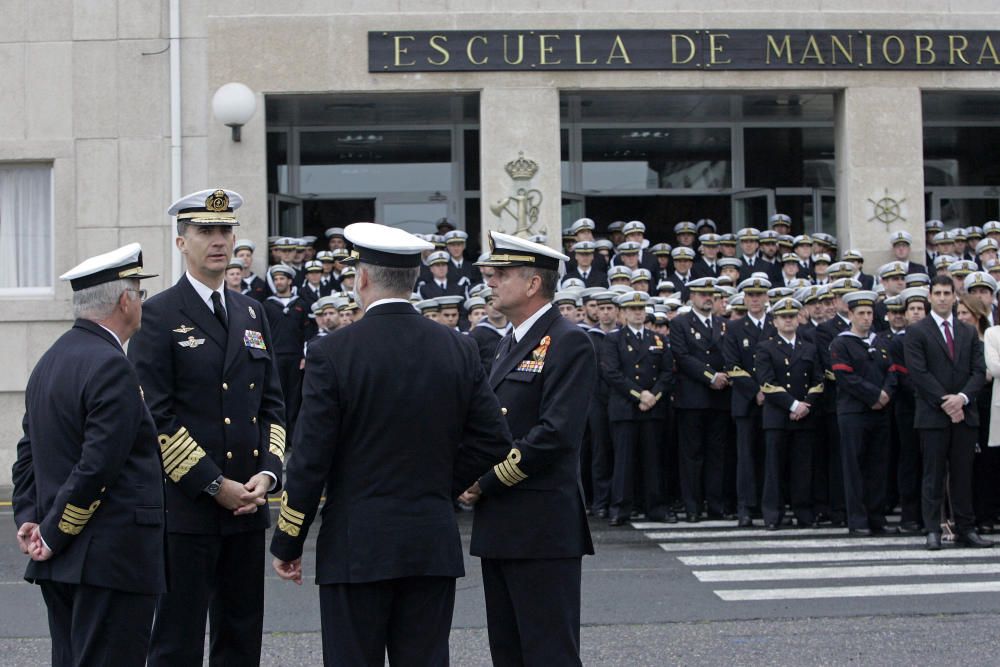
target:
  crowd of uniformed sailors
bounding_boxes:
[239,214,1000,549]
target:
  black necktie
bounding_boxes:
[211,291,228,330]
[496,331,514,360]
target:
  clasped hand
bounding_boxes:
[214,473,270,515]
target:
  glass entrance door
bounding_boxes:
[928,187,1000,227]
[731,189,774,230]
[376,194,450,236]
[269,195,303,237]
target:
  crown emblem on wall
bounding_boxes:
[505,152,538,181]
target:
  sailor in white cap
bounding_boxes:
[889,229,928,276]
[14,243,165,666]
[443,229,479,286]
[829,289,899,537]
[418,249,471,301]
[271,222,510,665]
[128,189,286,666]
[468,287,513,375]
[324,227,347,251]
[467,230,596,667]
[564,240,607,287]
[233,239,268,301]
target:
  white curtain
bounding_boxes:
[0,164,52,288]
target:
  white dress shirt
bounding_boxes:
[186,272,226,315]
[513,303,553,343]
[930,310,970,405]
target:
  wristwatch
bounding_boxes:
[205,475,224,497]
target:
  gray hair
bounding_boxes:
[73,278,135,320]
[359,262,419,297]
[519,267,559,300]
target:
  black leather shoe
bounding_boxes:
[738,516,753,528]
[977,523,995,535]
[595,508,608,519]
[664,512,679,524]
[608,517,626,527]
[848,528,872,537]
[956,531,994,548]
[926,532,942,550]
[871,525,899,535]
[764,522,779,531]
[898,521,923,534]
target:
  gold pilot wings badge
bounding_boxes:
[177,336,206,348]
[173,324,195,334]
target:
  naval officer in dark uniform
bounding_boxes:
[128,189,286,666]
[755,297,824,530]
[601,290,674,525]
[12,244,165,667]
[271,223,510,666]
[461,231,596,667]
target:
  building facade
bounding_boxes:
[1,1,999,482]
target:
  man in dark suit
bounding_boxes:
[723,277,773,527]
[129,189,286,666]
[670,277,732,521]
[563,241,608,287]
[13,244,165,667]
[462,231,596,666]
[755,297,825,530]
[270,223,510,664]
[904,275,993,550]
[601,291,674,525]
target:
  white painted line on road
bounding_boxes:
[694,562,1000,582]
[646,527,850,540]
[715,581,1000,601]
[680,549,1000,566]
[631,520,736,530]
[657,537,925,552]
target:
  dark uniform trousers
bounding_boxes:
[755,336,824,527]
[319,578,456,667]
[587,328,614,513]
[13,320,167,667]
[128,277,286,667]
[40,582,157,667]
[831,333,896,530]
[815,315,850,522]
[670,312,730,518]
[473,307,595,667]
[263,296,308,445]
[973,390,1000,527]
[271,303,512,667]
[723,316,773,519]
[904,316,986,534]
[601,327,673,521]
[889,333,923,526]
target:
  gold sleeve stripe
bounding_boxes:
[703,370,716,380]
[629,389,642,399]
[808,383,825,395]
[654,392,663,401]
[277,516,301,537]
[278,492,304,529]
[57,500,101,535]
[493,463,519,487]
[158,427,208,482]
[269,424,287,461]
[761,383,787,394]
[279,509,303,527]
[728,367,752,378]
[499,460,527,483]
[825,370,836,381]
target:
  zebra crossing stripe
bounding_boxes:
[646,527,853,540]
[694,562,1000,582]
[631,521,737,530]
[657,537,925,552]
[715,581,1000,601]
[680,549,1000,566]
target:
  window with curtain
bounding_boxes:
[0,163,52,289]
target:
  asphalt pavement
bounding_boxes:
[2,501,1000,665]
